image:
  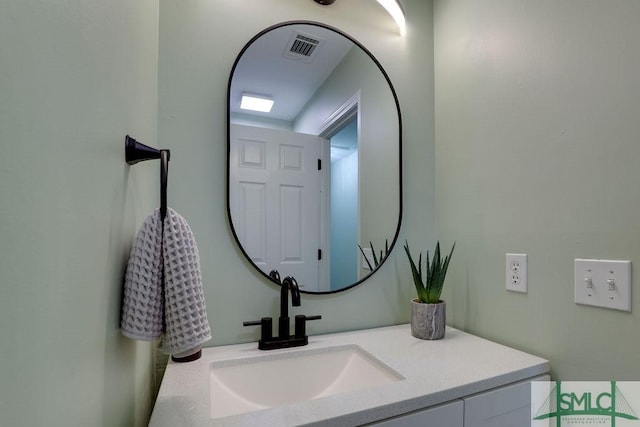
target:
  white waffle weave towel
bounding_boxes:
[121,208,211,356]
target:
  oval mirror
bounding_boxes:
[227,21,402,294]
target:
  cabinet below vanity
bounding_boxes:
[150,324,549,427]
[371,374,549,426]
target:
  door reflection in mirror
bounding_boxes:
[230,125,324,290]
[227,22,402,293]
[329,117,358,290]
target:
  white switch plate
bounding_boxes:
[574,259,631,312]
[506,254,527,293]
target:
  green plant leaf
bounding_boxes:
[404,241,426,302]
[441,242,456,283]
[358,244,374,271]
[405,240,456,304]
[370,241,379,266]
[425,248,432,294]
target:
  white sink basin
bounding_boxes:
[209,344,404,419]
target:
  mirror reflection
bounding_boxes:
[227,22,402,293]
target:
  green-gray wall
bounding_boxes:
[435,0,640,380]
[13,0,636,423]
[158,0,434,344]
[0,1,159,426]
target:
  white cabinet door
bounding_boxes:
[464,375,550,427]
[370,399,464,427]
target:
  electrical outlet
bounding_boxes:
[506,254,528,293]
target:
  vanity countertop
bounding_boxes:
[149,324,549,426]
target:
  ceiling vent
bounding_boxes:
[283,31,325,63]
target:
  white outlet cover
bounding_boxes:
[574,259,631,312]
[506,253,527,293]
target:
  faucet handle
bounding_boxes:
[269,270,281,284]
[242,320,262,326]
[294,314,322,339]
[243,317,273,342]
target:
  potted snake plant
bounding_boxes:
[404,240,455,340]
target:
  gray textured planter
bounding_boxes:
[411,299,446,340]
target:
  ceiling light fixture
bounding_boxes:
[240,94,274,113]
[376,0,406,36]
[311,0,406,36]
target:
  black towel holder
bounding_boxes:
[125,135,200,363]
[125,135,171,220]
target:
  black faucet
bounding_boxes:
[243,275,321,350]
[279,276,301,338]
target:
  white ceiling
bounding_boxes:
[229,24,354,123]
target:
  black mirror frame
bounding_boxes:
[226,21,403,294]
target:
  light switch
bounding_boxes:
[585,277,593,288]
[574,259,631,312]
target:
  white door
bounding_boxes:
[230,124,325,291]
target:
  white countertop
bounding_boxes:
[149,324,549,426]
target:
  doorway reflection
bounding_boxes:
[329,117,359,290]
